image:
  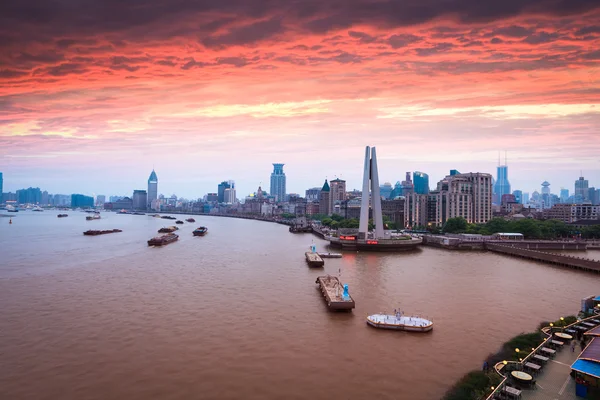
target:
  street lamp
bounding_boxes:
[560,317,565,331]
[550,322,554,333]
[516,348,520,365]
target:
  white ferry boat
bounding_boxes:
[367,310,433,332]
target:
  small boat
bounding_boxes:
[6,205,18,212]
[186,218,195,223]
[83,229,122,236]
[366,310,433,332]
[148,233,179,246]
[32,206,44,212]
[161,215,177,220]
[176,220,184,224]
[86,213,101,221]
[193,226,208,236]
[158,226,178,233]
[57,214,68,218]
[132,212,146,215]
[117,209,129,214]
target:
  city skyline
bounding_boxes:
[0,160,598,200]
[1,1,599,197]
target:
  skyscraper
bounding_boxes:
[218,181,231,203]
[560,188,569,203]
[379,182,393,199]
[413,172,429,194]
[147,169,158,210]
[270,163,286,202]
[329,178,346,213]
[401,172,414,196]
[575,176,589,203]
[319,180,330,216]
[493,164,511,205]
[132,190,148,210]
[512,190,523,204]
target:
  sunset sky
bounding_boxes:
[1,0,599,198]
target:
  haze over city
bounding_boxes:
[1,0,599,197]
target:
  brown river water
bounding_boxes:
[1,210,599,399]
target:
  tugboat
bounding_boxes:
[158,226,178,233]
[176,220,184,224]
[84,229,122,236]
[193,226,208,236]
[57,214,68,218]
[148,233,179,246]
[366,309,433,332]
[186,218,195,223]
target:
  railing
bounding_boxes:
[485,313,599,400]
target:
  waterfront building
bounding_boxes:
[132,190,148,211]
[512,190,523,204]
[381,199,404,226]
[379,182,393,199]
[218,181,231,203]
[96,195,105,207]
[305,201,320,216]
[50,194,70,206]
[493,163,511,205]
[329,178,346,214]
[113,197,133,210]
[16,187,42,205]
[318,179,330,215]
[270,163,286,203]
[413,171,429,194]
[147,169,158,210]
[404,193,429,228]
[206,193,218,203]
[71,194,94,208]
[575,176,589,203]
[401,172,414,196]
[109,196,124,203]
[305,187,321,201]
[41,191,49,206]
[543,204,600,223]
[224,187,236,204]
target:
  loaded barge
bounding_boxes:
[315,275,355,311]
[148,233,179,246]
[158,226,178,233]
[193,226,208,236]
[83,229,122,236]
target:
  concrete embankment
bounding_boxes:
[485,243,600,273]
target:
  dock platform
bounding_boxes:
[305,252,324,267]
[315,275,355,311]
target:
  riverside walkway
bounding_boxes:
[485,243,600,273]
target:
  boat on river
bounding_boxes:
[193,226,208,236]
[84,229,122,236]
[176,220,184,224]
[158,226,178,233]
[86,213,101,221]
[367,310,433,332]
[57,214,68,218]
[148,233,179,246]
[186,218,195,223]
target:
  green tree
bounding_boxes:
[443,217,468,233]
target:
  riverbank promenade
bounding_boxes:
[521,346,578,400]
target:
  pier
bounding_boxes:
[315,275,355,311]
[305,252,324,267]
[485,243,600,273]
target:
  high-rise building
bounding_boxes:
[575,176,589,203]
[270,163,286,202]
[132,190,148,210]
[404,193,429,228]
[305,187,321,201]
[560,188,569,203]
[493,164,511,205]
[413,171,429,195]
[329,178,346,213]
[389,181,403,199]
[17,187,42,205]
[224,187,236,204]
[401,172,414,196]
[379,182,393,199]
[147,169,158,210]
[218,181,231,203]
[71,194,94,208]
[206,193,218,202]
[512,190,523,204]
[96,195,106,207]
[541,181,551,208]
[588,188,597,205]
[522,192,530,204]
[41,191,49,205]
[319,179,330,216]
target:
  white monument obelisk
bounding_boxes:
[358,146,384,240]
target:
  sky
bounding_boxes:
[1,0,599,198]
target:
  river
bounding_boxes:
[1,210,598,399]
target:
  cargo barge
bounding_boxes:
[193,227,208,236]
[315,275,355,311]
[83,229,122,236]
[158,226,178,233]
[148,233,179,246]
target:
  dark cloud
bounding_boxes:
[387,34,422,48]
[180,58,211,70]
[582,50,600,60]
[522,31,560,44]
[487,25,533,38]
[216,57,249,67]
[415,43,455,56]
[0,69,29,79]
[575,26,600,35]
[35,63,88,76]
[15,51,65,65]
[156,59,177,66]
[348,31,377,43]
[201,17,284,48]
[490,37,503,44]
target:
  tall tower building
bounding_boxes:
[133,190,148,211]
[413,171,429,194]
[512,190,523,204]
[218,181,231,203]
[359,146,384,239]
[319,180,330,216]
[270,163,286,202]
[329,178,346,213]
[575,176,589,203]
[493,160,511,205]
[560,188,569,203]
[147,169,158,210]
